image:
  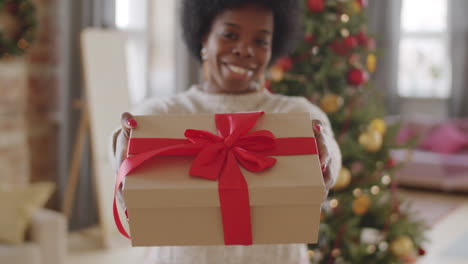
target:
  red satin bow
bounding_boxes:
[113,112,318,245]
[187,112,278,244]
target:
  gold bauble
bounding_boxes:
[390,236,415,258]
[359,129,383,152]
[352,194,371,216]
[333,168,352,191]
[368,119,387,135]
[350,0,362,14]
[367,54,377,73]
[319,94,344,113]
[269,66,284,81]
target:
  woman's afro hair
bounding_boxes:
[180,0,302,64]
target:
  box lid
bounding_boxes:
[124,112,325,208]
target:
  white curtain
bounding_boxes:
[367,0,402,115]
[448,0,468,117]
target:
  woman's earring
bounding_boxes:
[201,47,208,60]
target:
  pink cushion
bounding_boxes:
[419,122,468,154]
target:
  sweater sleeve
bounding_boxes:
[285,97,342,187]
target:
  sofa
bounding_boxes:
[0,208,67,264]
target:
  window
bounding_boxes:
[115,0,149,103]
[115,0,177,103]
[398,0,451,98]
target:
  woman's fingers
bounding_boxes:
[312,120,331,167]
[120,112,137,138]
[312,119,333,190]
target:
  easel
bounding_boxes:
[61,29,131,248]
[61,100,89,220]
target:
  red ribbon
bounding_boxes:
[113,112,318,245]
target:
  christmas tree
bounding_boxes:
[267,0,427,263]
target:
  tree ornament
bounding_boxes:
[275,56,293,71]
[347,68,367,86]
[350,0,362,13]
[329,199,339,209]
[359,129,383,152]
[333,167,352,191]
[319,93,344,113]
[352,194,371,215]
[390,236,415,258]
[386,158,397,169]
[329,39,349,56]
[307,0,325,13]
[368,118,387,135]
[418,248,426,256]
[356,32,369,46]
[269,66,284,81]
[343,35,358,50]
[357,0,368,8]
[360,228,383,244]
[304,34,315,44]
[367,53,377,72]
[381,174,392,185]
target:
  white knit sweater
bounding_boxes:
[110,86,342,264]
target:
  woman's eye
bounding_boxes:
[222,32,237,40]
[256,39,270,46]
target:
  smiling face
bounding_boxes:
[201,4,274,94]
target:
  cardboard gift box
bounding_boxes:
[114,112,325,246]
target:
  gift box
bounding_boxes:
[114,112,325,246]
[392,149,468,192]
[391,116,468,192]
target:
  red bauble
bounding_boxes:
[356,32,369,46]
[347,68,366,86]
[343,36,358,50]
[418,247,426,256]
[276,56,293,71]
[308,0,325,13]
[357,0,368,7]
[329,39,349,56]
[304,34,315,44]
[386,158,397,169]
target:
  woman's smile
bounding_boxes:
[221,62,256,80]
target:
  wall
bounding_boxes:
[0,0,62,209]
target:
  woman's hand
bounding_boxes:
[116,112,138,169]
[115,112,137,209]
[312,120,333,194]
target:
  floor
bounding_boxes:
[67,189,468,264]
